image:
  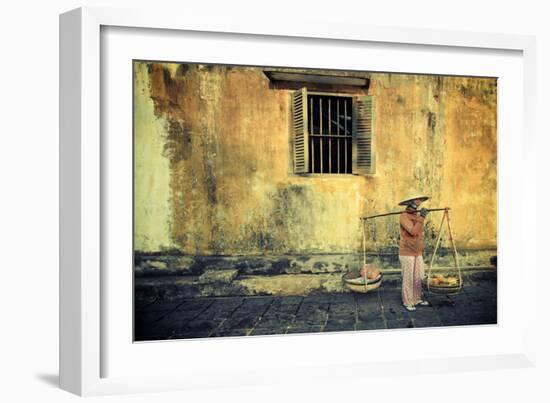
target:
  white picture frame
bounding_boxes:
[59,6,537,396]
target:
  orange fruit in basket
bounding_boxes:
[361,264,380,279]
[447,277,458,285]
[360,266,368,277]
[368,268,381,279]
[431,276,443,285]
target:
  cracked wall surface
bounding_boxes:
[133,62,497,255]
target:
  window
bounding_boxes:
[308,94,352,173]
[292,88,375,175]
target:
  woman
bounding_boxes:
[398,193,430,311]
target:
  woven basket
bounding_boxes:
[342,271,383,293]
[424,278,462,295]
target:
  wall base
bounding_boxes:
[134,250,496,300]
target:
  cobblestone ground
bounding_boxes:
[135,277,496,341]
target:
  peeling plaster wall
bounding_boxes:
[133,64,174,251]
[133,62,497,255]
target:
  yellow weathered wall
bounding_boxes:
[133,63,174,251]
[134,62,497,255]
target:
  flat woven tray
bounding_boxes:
[342,271,383,293]
[424,280,462,294]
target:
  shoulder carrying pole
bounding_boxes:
[360,207,450,221]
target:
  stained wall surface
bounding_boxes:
[133,62,497,256]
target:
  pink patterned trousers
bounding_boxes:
[399,255,425,306]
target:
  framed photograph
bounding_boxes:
[60,7,536,396]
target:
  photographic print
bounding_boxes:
[133,61,497,341]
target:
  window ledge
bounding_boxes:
[264,70,369,88]
[293,173,375,178]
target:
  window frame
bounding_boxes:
[307,91,354,176]
[291,88,375,177]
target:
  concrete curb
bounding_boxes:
[135,267,496,301]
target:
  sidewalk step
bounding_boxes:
[135,250,497,278]
[135,269,496,301]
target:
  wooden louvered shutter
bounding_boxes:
[352,95,375,175]
[292,88,309,174]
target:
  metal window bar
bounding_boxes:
[308,95,352,174]
[328,98,332,173]
[337,99,340,173]
[344,99,348,171]
[319,97,323,173]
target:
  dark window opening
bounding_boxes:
[307,95,352,174]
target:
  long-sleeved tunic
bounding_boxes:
[399,210,425,256]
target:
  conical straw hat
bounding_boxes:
[398,193,429,206]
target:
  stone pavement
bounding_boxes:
[135,271,496,341]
